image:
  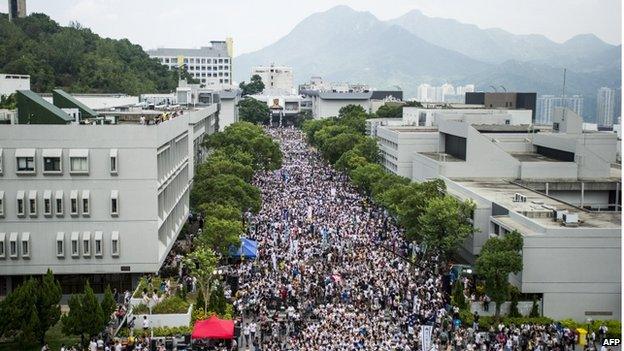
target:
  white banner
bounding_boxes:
[421,325,433,351]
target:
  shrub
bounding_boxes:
[529,296,540,317]
[132,303,149,314]
[152,296,190,314]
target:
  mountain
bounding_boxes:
[388,10,618,69]
[0,12,179,94]
[235,5,489,92]
[235,5,620,121]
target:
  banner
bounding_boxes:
[420,325,433,351]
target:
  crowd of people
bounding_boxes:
[228,127,610,351]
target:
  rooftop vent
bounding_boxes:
[552,209,568,222]
[513,193,527,202]
[562,212,579,227]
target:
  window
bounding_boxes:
[0,191,4,217]
[94,231,103,257]
[111,231,119,257]
[28,190,37,216]
[69,149,89,173]
[0,148,3,174]
[55,190,64,216]
[110,149,118,174]
[21,232,30,258]
[16,190,25,216]
[9,232,17,258]
[0,232,5,258]
[82,231,91,256]
[81,190,90,216]
[71,232,79,257]
[70,190,78,215]
[111,190,119,216]
[56,232,64,257]
[43,190,52,216]
[43,149,62,173]
[16,149,36,173]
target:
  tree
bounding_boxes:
[405,101,423,107]
[185,247,218,312]
[210,148,255,169]
[508,286,521,317]
[352,137,380,163]
[208,283,227,316]
[475,230,524,317]
[0,93,16,109]
[239,74,265,96]
[196,216,243,255]
[335,149,369,173]
[179,65,200,84]
[418,196,476,257]
[302,118,335,144]
[375,104,403,118]
[198,203,242,222]
[62,281,105,346]
[196,157,254,183]
[101,285,117,320]
[191,173,261,212]
[319,132,363,164]
[0,270,61,345]
[451,280,468,310]
[350,163,388,194]
[529,296,540,317]
[196,289,206,313]
[338,104,366,117]
[238,97,270,124]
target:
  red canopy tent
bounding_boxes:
[191,316,234,340]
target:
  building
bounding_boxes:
[0,73,30,98]
[416,83,475,103]
[252,64,294,94]
[146,40,234,88]
[217,89,241,130]
[536,95,584,125]
[298,77,370,94]
[301,90,372,119]
[596,87,616,127]
[402,104,530,128]
[374,107,620,320]
[0,90,219,295]
[8,0,26,21]
[466,92,537,122]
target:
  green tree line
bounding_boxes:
[302,105,476,257]
[0,13,181,94]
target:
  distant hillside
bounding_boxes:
[0,13,178,94]
[235,5,621,121]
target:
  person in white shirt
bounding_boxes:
[249,321,257,340]
[142,316,150,331]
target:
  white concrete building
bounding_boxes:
[446,179,620,321]
[252,64,294,94]
[217,89,241,131]
[0,73,30,98]
[0,102,218,294]
[596,87,616,127]
[147,40,234,88]
[536,95,584,125]
[301,90,372,119]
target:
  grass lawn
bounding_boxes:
[0,321,80,351]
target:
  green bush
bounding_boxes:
[132,276,164,298]
[152,296,190,314]
[117,326,191,338]
[132,303,149,314]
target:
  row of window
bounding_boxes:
[56,231,120,258]
[0,231,120,259]
[159,57,229,64]
[0,190,119,217]
[187,65,229,72]
[0,232,30,258]
[190,71,229,77]
[0,148,118,176]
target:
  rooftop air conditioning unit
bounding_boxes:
[513,193,527,202]
[552,209,568,221]
[562,212,579,227]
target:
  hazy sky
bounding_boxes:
[1,0,621,55]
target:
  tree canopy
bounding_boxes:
[239,74,265,96]
[375,104,403,118]
[238,97,270,124]
[418,196,476,256]
[0,13,181,94]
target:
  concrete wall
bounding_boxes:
[316,99,370,119]
[132,305,193,328]
[520,162,578,180]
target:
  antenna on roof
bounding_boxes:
[499,86,507,92]
[489,85,498,92]
[561,68,567,121]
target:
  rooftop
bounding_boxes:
[146,43,229,58]
[510,153,564,162]
[420,152,463,162]
[451,180,621,230]
[388,127,438,133]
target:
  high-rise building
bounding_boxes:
[8,0,27,21]
[147,40,234,88]
[252,64,294,94]
[536,95,584,125]
[597,87,616,127]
